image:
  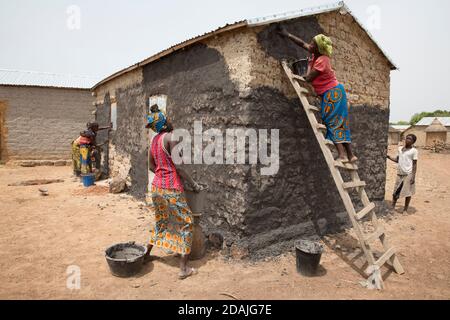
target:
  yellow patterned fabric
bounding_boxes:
[146,111,167,133]
[71,140,81,174]
[149,185,193,256]
[314,34,333,56]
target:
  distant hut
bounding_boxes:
[425,118,448,146]
[388,126,400,145]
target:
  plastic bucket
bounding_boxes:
[292,59,309,77]
[105,242,147,277]
[79,145,91,175]
[295,240,324,276]
[190,214,207,261]
[81,173,95,187]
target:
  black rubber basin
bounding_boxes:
[105,242,147,277]
[295,239,324,277]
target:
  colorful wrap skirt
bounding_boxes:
[320,83,352,143]
[71,141,81,174]
[149,186,193,256]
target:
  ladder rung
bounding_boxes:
[375,247,396,268]
[356,202,376,220]
[308,106,320,112]
[324,139,334,146]
[342,181,366,189]
[296,86,309,95]
[292,74,307,82]
[364,226,385,243]
[316,124,327,131]
[335,161,358,171]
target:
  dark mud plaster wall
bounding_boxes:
[349,105,389,200]
[140,43,248,243]
[240,87,345,255]
[257,16,324,61]
[111,84,147,197]
[95,94,111,176]
[138,42,346,255]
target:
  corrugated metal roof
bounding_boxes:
[0,69,96,89]
[93,1,396,90]
[247,1,344,25]
[391,125,411,131]
[415,117,450,127]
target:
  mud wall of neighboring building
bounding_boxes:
[389,131,401,145]
[426,132,447,146]
[402,127,427,147]
[0,85,93,160]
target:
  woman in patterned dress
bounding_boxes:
[279,28,357,163]
[145,104,201,279]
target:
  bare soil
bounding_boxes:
[0,147,449,299]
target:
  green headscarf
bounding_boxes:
[314,34,333,56]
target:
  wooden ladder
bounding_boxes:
[281,60,404,289]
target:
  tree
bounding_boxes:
[391,121,410,125]
[409,109,450,125]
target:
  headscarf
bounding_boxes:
[80,129,95,138]
[146,109,167,133]
[314,34,333,56]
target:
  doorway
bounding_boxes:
[147,94,168,201]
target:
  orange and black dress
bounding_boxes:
[149,132,193,256]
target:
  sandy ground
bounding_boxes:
[0,146,449,300]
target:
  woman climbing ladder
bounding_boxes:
[279,27,357,163]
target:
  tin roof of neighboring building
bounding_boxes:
[415,117,450,127]
[391,125,411,132]
[93,1,396,90]
[0,69,97,89]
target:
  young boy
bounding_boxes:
[387,134,418,213]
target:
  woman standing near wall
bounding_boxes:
[279,27,357,163]
[145,105,201,279]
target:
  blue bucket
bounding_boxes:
[81,173,95,187]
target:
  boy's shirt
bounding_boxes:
[397,146,418,176]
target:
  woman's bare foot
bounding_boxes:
[178,267,197,280]
[349,156,358,163]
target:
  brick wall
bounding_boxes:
[0,85,94,160]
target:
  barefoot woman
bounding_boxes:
[279,28,357,163]
[145,105,200,279]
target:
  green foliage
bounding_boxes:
[409,110,450,125]
[391,121,410,125]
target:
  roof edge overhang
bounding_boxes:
[0,83,91,90]
[92,1,396,91]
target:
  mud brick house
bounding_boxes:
[403,117,450,147]
[92,2,396,257]
[0,69,95,163]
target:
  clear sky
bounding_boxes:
[1,0,449,122]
